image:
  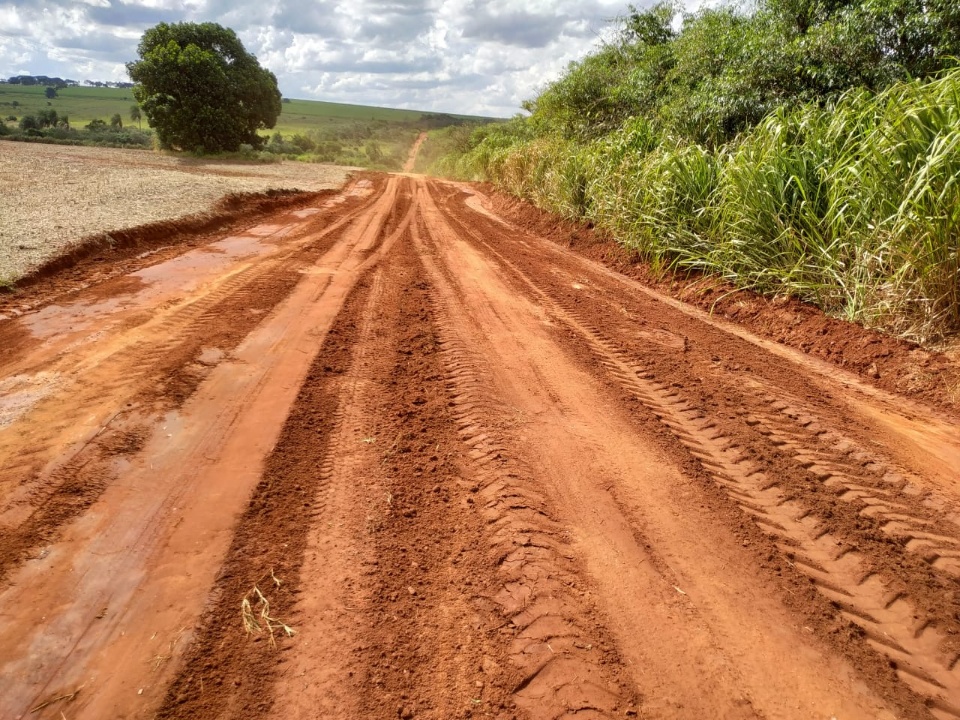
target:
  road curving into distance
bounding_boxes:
[1,173,959,720]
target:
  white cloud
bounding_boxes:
[0,0,647,116]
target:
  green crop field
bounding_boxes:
[272,97,487,135]
[0,85,140,127]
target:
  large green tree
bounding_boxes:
[127,22,282,152]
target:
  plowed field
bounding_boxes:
[2,174,960,720]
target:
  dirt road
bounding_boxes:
[1,174,959,720]
[403,132,428,172]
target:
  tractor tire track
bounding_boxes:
[413,209,636,718]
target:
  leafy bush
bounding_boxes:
[526,0,960,147]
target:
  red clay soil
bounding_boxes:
[485,189,960,416]
[3,174,960,720]
[0,175,381,319]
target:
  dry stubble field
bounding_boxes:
[0,141,350,281]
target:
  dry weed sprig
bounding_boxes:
[30,683,85,714]
[241,572,296,648]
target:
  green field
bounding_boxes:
[0,84,489,135]
[272,97,487,135]
[0,85,140,128]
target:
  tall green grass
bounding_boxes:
[445,70,960,342]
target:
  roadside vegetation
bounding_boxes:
[431,0,960,342]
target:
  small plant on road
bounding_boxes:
[241,570,296,647]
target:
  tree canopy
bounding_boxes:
[526,0,960,146]
[127,22,282,152]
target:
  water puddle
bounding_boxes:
[22,296,129,340]
[19,230,274,342]
[247,223,285,237]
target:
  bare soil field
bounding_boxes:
[0,141,350,281]
[1,174,960,720]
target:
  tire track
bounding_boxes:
[738,381,960,577]
[441,193,960,621]
[412,206,636,719]
[347,226,522,720]
[266,265,389,720]
[446,200,960,718]
[418,181,884,718]
[148,182,417,720]
[153,268,382,720]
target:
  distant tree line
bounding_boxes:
[1,76,134,88]
[1,106,151,148]
[3,75,77,87]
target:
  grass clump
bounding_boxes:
[241,571,296,648]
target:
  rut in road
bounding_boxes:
[0,175,410,718]
[2,173,960,720]
[413,204,637,718]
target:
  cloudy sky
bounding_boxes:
[0,0,648,117]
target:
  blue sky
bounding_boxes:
[0,0,642,116]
